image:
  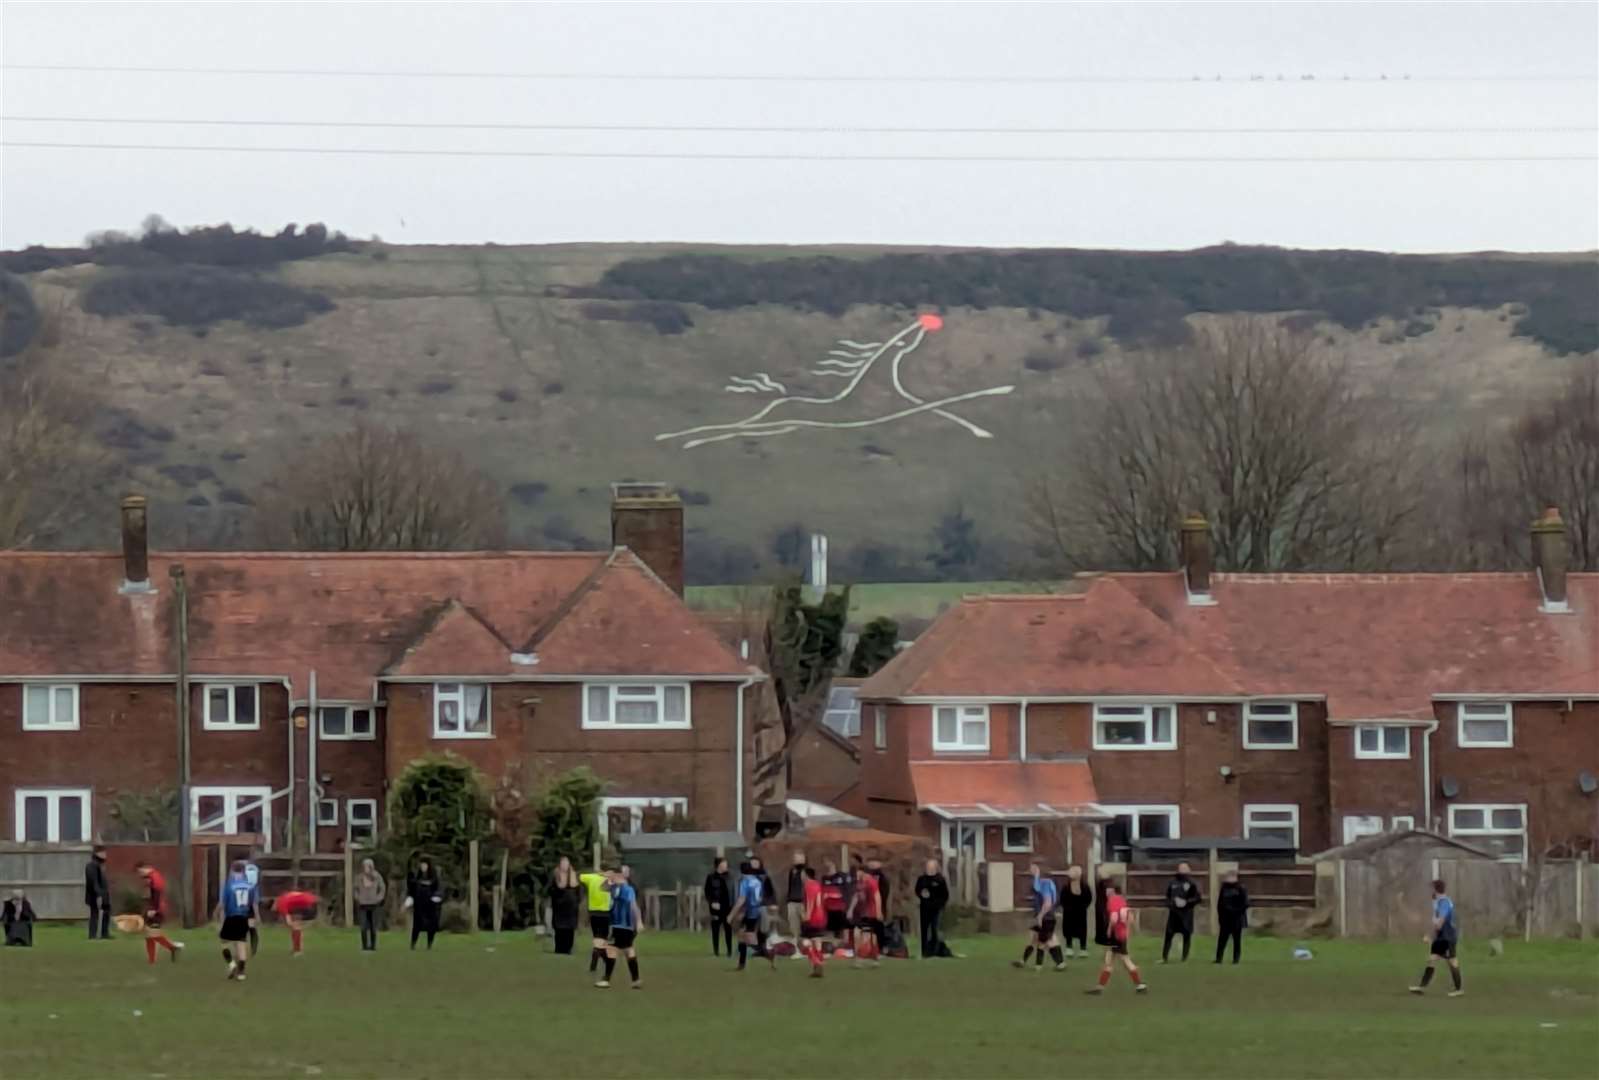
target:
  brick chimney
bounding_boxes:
[611,482,684,596]
[1532,506,1569,611]
[1180,512,1214,603]
[120,494,152,593]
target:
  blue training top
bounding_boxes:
[737,874,764,914]
[1033,876,1059,916]
[1434,895,1457,941]
[610,882,638,931]
[222,873,255,918]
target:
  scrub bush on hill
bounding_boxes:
[1,220,355,273]
[83,266,335,329]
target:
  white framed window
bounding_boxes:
[347,799,378,847]
[433,683,491,738]
[319,705,375,741]
[824,686,861,738]
[1458,702,1512,748]
[14,788,91,842]
[582,683,690,729]
[598,796,688,841]
[1243,701,1298,749]
[202,684,260,730]
[1093,704,1177,750]
[22,684,80,731]
[316,799,339,827]
[1002,824,1034,852]
[1448,803,1526,861]
[1391,815,1416,832]
[1342,815,1384,844]
[932,704,989,752]
[191,786,273,851]
[1243,804,1300,848]
[873,706,887,750]
[1355,724,1411,759]
[1104,804,1180,842]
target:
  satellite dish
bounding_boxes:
[1579,771,1599,796]
[1439,777,1461,799]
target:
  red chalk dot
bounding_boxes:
[918,313,944,331]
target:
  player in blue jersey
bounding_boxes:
[1013,862,1067,972]
[726,861,775,972]
[217,860,260,981]
[595,868,644,990]
[1410,878,1464,997]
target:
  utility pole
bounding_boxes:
[170,564,193,927]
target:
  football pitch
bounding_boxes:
[1,927,1594,1079]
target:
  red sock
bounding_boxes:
[291,929,303,953]
[155,935,176,953]
[1097,968,1111,986]
[807,945,824,966]
[145,939,157,964]
[1126,965,1142,985]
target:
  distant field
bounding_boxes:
[2,926,1594,1078]
[687,579,1054,624]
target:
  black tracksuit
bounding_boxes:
[1059,879,1093,952]
[1093,881,1112,948]
[1162,874,1203,961]
[1216,881,1249,963]
[704,871,733,955]
[84,856,111,939]
[408,869,443,950]
[549,876,581,955]
[914,873,949,957]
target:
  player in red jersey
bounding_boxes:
[798,866,829,978]
[1086,880,1147,995]
[135,861,184,964]
[274,890,319,956]
[848,863,883,967]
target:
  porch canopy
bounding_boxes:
[911,760,1108,823]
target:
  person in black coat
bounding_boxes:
[85,846,111,940]
[1215,869,1250,964]
[407,856,443,951]
[1092,866,1114,950]
[1059,864,1094,958]
[914,858,950,958]
[703,857,733,956]
[3,890,36,947]
[549,856,582,955]
[1161,862,1203,962]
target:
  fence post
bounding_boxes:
[1576,853,1587,941]
[468,840,480,935]
[497,850,509,934]
[342,845,353,929]
[1207,858,1221,938]
[1337,860,1347,938]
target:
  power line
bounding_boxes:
[3,63,1595,84]
[5,115,1593,136]
[5,141,1592,163]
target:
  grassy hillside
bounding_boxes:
[8,241,1595,578]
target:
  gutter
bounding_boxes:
[1421,718,1440,830]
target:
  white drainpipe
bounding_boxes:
[1019,699,1029,762]
[735,677,755,835]
[1421,718,1440,830]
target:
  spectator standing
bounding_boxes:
[3,889,36,947]
[407,856,443,951]
[549,856,582,956]
[84,846,111,940]
[1060,865,1093,958]
[353,857,386,952]
[1161,862,1203,963]
[785,851,808,939]
[703,857,733,957]
[1214,869,1249,964]
[914,858,949,958]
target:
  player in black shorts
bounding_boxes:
[1013,862,1066,972]
[1410,879,1464,997]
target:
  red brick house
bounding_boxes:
[859,511,1598,869]
[0,488,761,852]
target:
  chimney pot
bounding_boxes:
[1180,512,1214,600]
[1531,506,1568,611]
[120,494,151,593]
[610,482,685,596]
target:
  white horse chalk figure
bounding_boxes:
[656,314,1015,450]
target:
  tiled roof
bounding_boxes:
[910,760,1101,818]
[0,548,749,699]
[862,572,1599,720]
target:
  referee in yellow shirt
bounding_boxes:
[579,868,612,974]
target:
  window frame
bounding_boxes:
[1092,703,1178,751]
[1354,724,1412,760]
[824,686,862,739]
[581,682,692,730]
[1242,803,1301,848]
[1448,802,1527,863]
[432,682,493,739]
[1457,701,1513,749]
[1391,815,1416,832]
[201,683,261,731]
[189,785,274,851]
[315,798,340,827]
[1001,823,1034,853]
[22,683,81,731]
[597,796,689,841]
[14,787,92,842]
[318,704,376,741]
[1102,803,1182,841]
[873,706,887,750]
[1242,700,1299,750]
[931,704,990,753]
[346,799,378,848]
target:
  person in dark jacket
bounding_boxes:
[703,857,733,956]
[1161,862,1203,962]
[1059,864,1094,958]
[1092,866,1113,950]
[4,890,36,946]
[1215,869,1250,964]
[914,858,950,958]
[407,856,443,951]
[549,856,582,955]
[85,846,111,940]
[784,851,809,939]
[866,858,891,917]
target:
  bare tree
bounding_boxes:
[0,309,111,548]
[1026,316,1426,572]
[254,422,505,550]
[1507,366,1599,570]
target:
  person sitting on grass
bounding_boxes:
[3,889,36,947]
[1410,878,1464,998]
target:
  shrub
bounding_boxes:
[509,481,548,506]
[439,900,475,934]
[1075,337,1105,359]
[186,494,211,508]
[418,379,455,396]
[82,267,335,329]
[542,381,564,396]
[495,387,520,403]
[578,299,694,335]
[218,488,254,506]
[0,271,41,358]
[159,463,216,487]
[1023,350,1063,373]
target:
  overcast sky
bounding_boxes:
[2,1,1595,252]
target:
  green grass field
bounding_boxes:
[1,926,1594,1079]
